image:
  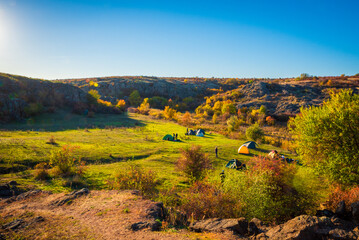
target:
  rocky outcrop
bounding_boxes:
[237,81,326,118]
[0,73,88,122]
[0,181,21,198]
[50,188,89,206]
[189,217,250,235]
[252,215,358,240]
[60,77,236,101]
[130,202,166,231]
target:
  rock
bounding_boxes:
[51,188,89,206]
[336,201,348,219]
[316,209,335,218]
[252,215,358,240]
[0,182,21,198]
[130,220,161,231]
[145,202,165,220]
[189,218,248,235]
[351,201,359,224]
[2,219,25,230]
[130,221,150,231]
[248,218,263,235]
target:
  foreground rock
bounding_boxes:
[189,218,249,235]
[0,181,22,198]
[50,188,89,206]
[252,215,358,240]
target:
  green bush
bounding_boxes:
[289,89,359,185]
[227,115,239,132]
[111,163,158,197]
[246,124,264,141]
[50,145,79,177]
[129,90,142,107]
[222,156,318,222]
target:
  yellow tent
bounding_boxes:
[238,145,249,154]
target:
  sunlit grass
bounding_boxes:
[0,111,296,192]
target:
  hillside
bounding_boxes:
[0,73,123,123]
[58,75,359,119]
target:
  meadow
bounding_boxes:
[0,111,295,193]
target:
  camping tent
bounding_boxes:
[225,159,246,170]
[238,145,249,154]
[187,130,196,135]
[163,134,174,141]
[243,141,258,149]
[197,129,205,135]
[196,132,204,137]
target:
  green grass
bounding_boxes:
[0,111,296,192]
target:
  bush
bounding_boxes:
[181,111,192,126]
[289,89,359,185]
[327,186,359,212]
[111,163,158,197]
[163,106,177,120]
[180,180,240,220]
[246,124,264,141]
[129,90,142,107]
[227,115,239,132]
[137,98,150,115]
[33,162,50,180]
[50,145,79,177]
[177,145,212,181]
[222,156,318,222]
[116,99,126,111]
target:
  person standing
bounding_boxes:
[215,146,218,158]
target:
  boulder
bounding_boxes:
[351,201,359,224]
[336,201,349,220]
[189,218,248,235]
[251,215,358,240]
[0,181,21,198]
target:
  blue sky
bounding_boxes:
[0,0,358,79]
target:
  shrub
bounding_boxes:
[46,135,57,145]
[227,115,239,132]
[289,89,359,185]
[163,106,177,120]
[266,116,275,126]
[181,111,192,126]
[116,99,126,111]
[246,124,264,141]
[223,156,317,222]
[33,162,50,180]
[50,145,79,177]
[88,89,101,100]
[180,180,241,220]
[129,90,142,107]
[177,145,212,181]
[137,98,150,115]
[327,186,359,212]
[111,163,158,197]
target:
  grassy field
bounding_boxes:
[0,111,295,192]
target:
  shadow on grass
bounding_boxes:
[0,110,145,131]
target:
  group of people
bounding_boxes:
[172,133,179,141]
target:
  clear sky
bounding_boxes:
[0,0,358,79]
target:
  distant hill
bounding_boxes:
[59,75,359,119]
[0,73,121,123]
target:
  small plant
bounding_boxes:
[246,123,264,142]
[33,162,50,180]
[46,135,57,145]
[123,207,130,213]
[50,145,79,177]
[111,163,158,197]
[177,145,212,181]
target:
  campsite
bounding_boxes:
[1,0,359,239]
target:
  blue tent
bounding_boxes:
[243,141,259,149]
